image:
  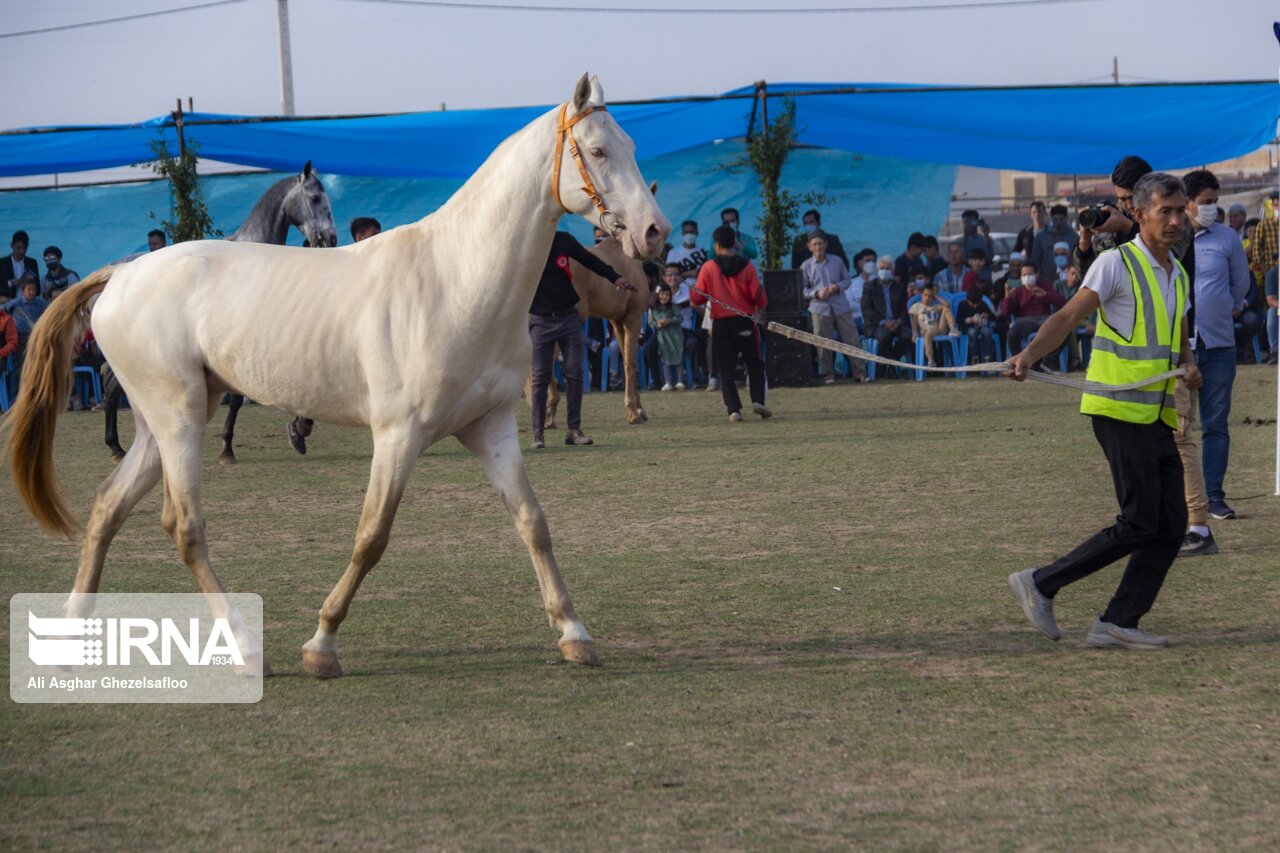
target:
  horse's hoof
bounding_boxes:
[545,419,558,431]
[638,409,649,422]
[217,451,237,465]
[110,452,126,465]
[302,649,343,679]
[559,639,603,667]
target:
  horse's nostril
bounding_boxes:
[645,224,661,246]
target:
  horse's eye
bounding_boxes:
[589,147,604,158]
[310,195,322,204]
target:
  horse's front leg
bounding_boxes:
[616,318,645,424]
[302,424,424,678]
[456,407,600,666]
[217,394,243,464]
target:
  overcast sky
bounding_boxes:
[3,0,1278,129]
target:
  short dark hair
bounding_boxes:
[808,230,828,244]
[656,282,672,297]
[1133,172,1185,210]
[43,245,62,260]
[11,230,29,246]
[922,235,939,250]
[907,232,925,249]
[680,219,698,232]
[961,209,979,221]
[664,261,680,271]
[968,247,987,261]
[855,247,876,264]
[1246,216,1261,230]
[1049,204,1068,217]
[1182,169,1220,201]
[920,281,935,291]
[147,229,165,241]
[720,207,739,221]
[1030,201,1046,212]
[712,225,737,250]
[350,216,381,239]
[802,208,821,224]
[1110,155,1153,191]
[1020,261,1038,273]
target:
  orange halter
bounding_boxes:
[552,103,618,233]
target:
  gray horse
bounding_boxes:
[103,162,338,463]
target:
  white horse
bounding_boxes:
[5,74,669,678]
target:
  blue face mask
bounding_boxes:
[804,223,818,234]
[1054,255,1068,269]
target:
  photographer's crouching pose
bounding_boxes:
[1006,172,1202,650]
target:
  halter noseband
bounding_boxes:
[553,103,622,235]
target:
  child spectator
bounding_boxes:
[961,247,990,292]
[909,283,957,368]
[955,285,995,364]
[649,283,686,390]
[3,277,50,387]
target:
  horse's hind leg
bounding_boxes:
[302,425,423,678]
[546,342,561,430]
[456,408,600,666]
[102,368,126,462]
[218,393,243,465]
[65,410,163,618]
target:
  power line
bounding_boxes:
[0,0,249,40]
[337,0,1104,14]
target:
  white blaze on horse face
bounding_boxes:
[559,75,670,260]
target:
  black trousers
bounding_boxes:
[711,316,766,414]
[1033,416,1186,628]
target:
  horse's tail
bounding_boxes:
[3,267,114,538]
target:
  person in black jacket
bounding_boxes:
[790,209,848,269]
[528,231,632,449]
[0,230,39,301]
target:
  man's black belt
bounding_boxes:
[530,307,579,318]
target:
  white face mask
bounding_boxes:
[682,233,697,247]
[1194,202,1218,229]
[1021,274,1038,287]
[862,262,876,276]
[877,269,893,282]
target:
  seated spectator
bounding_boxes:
[41,246,80,299]
[3,277,50,383]
[1000,261,1067,368]
[648,283,686,390]
[1054,265,1094,370]
[350,217,381,242]
[801,231,867,383]
[1265,267,1278,365]
[0,307,16,399]
[961,247,990,292]
[992,251,1022,307]
[791,209,847,269]
[921,235,947,277]
[1051,240,1071,287]
[894,232,928,284]
[933,242,966,293]
[955,286,996,364]
[848,247,877,329]
[862,254,912,365]
[1,229,39,301]
[1234,277,1263,363]
[909,283,957,368]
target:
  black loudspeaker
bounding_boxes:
[763,269,805,314]
[766,312,813,387]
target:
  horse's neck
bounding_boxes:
[422,109,563,325]
[229,180,291,245]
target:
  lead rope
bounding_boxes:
[691,287,1186,394]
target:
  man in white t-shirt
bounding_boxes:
[1005,172,1202,651]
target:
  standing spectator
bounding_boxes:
[908,284,957,368]
[1015,202,1046,255]
[1031,205,1077,284]
[691,225,770,421]
[862,254,912,364]
[1185,169,1251,521]
[40,247,80,299]
[955,285,996,364]
[719,207,758,260]
[1250,207,1277,279]
[848,247,877,328]
[668,220,708,286]
[350,217,381,242]
[147,229,167,252]
[1264,267,1278,364]
[992,251,1023,306]
[801,231,866,384]
[527,231,632,449]
[959,210,994,271]
[791,209,847,269]
[648,283,686,391]
[1227,203,1247,239]
[0,230,39,301]
[1051,241,1072,287]
[663,263,706,385]
[1001,261,1066,365]
[934,242,966,293]
[894,233,928,285]
[921,235,946,278]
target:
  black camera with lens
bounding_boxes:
[1078,204,1111,229]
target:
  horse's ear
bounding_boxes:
[588,74,605,105]
[301,160,313,180]
[649,181,658,197]
[572,73,591,112]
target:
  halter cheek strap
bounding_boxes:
[553,103,617,232]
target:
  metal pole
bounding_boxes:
[276,0,296,116]
[173,98,185,157]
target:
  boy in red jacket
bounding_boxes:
[691,225,772,422]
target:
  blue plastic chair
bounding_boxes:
[1025,331,1069,372]
[0,355,13,412]
[914,334,966,381]
[72,365,103,406]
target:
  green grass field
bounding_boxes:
[3,369,1278,849]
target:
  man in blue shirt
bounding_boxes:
[1185,169,1251,521]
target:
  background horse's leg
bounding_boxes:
[218,393,243,464]
[615,317,646,424]
[545,342,561,430]
[456,408,600,666]
[302,424,423,679]
[102,368,126,462]
[66,410,163,618]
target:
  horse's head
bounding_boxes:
[554,74,670,261]
[285,162,339,248]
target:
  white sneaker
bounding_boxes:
[707,379,720,391]
[674,382,686,390]
[661,383,673,391]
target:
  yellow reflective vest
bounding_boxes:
[1079,242,1186,428]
